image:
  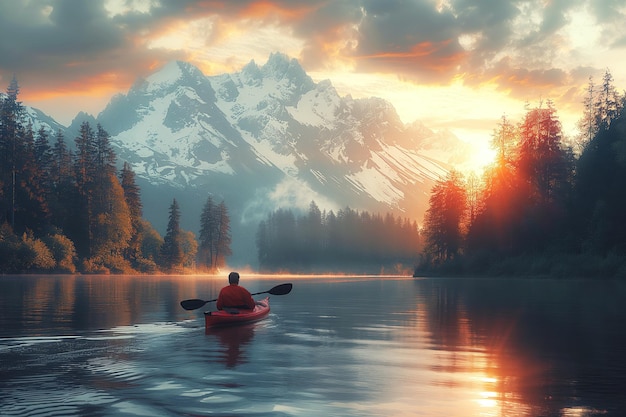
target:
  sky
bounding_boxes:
[1,0,625,169]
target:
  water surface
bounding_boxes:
[1,275,624,416]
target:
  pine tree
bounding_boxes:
[120,162,143,263]
[34,127,53,180]
[71,121,96,258]
[423,170,467,261]
[33,126,54,225]
[198,196,232,270]
[198,195,217,269]
[49,129,73,232]
[576,76,597,150]
[160,198,183,271]
[517,100,571,206]
[214,201,232,269]
[15,123,50,234]
[595,69,622,130]
[491,115,517,167]
[0,76,24,229]
[51,129,72,187]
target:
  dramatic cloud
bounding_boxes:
[0,0,624,130]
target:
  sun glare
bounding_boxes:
[467,142,497,174]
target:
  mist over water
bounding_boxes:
[1,275,625,416]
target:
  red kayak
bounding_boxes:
[204,297,270,329]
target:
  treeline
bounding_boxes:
[0,77,231,274]
[419,70,626,278]
[256,201,420,273]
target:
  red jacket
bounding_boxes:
[216,284,256,310]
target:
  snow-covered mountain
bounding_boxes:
[1,93,66,135]
[17,53,476,267]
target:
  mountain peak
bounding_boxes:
[18,52,463,266]
[241,60,263,86]
[141,60,206,93]
[262,52,312,87]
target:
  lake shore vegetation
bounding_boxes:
[417,71,626,278]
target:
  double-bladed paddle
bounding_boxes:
[180,282,293,311]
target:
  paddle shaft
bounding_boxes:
[205,288,277,304]
[180,283,292,310]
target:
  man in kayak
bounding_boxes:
[216,272,256,310]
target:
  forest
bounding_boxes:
[417,71,626,278]
[0,77,231,274]
[256,202,420,273]
[2,69,625,277]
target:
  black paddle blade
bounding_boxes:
[268,283,293,296]
[180,298,208,311]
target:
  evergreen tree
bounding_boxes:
[214,201,232,269]
[575,100,626,253]
[300,201,323,264]
[0,76,24,229]
[576,75,597,150]
[160,198,184,271]
[595,69,622,131]
[34,127,53,182]
[71,121,96,258]
[93,124,116,180]
[423,170,467,261]
[11,123,48,234]
[492,115,517,167]
[198,195,217,269]
[49,129,73,232]
[515,101,573,251]
[256,219,269,267]
[120,162,143,263]
[198,196,232,270]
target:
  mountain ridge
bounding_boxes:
[14,53,475,267]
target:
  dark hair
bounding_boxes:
[228,271,240,284]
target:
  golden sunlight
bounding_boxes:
[465,140,497,174]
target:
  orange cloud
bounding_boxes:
[354,39,468,82]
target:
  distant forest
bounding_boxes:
[418,70,626,278]
[256,203,420,273]
[0,77,231,274]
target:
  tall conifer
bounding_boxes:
[160,198,183,271]
[120,162,144,264]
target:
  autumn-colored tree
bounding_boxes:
[89,173,132,267]
[120,162,143,263]
[180,229,198,269]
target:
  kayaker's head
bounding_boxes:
[228,271,240,285]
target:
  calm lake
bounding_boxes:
[1,274,625,417]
